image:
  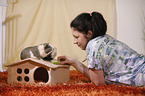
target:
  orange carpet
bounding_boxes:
[0,70,145,96]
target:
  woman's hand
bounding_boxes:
[57,56,78,66]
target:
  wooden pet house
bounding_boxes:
[5,58,70,86]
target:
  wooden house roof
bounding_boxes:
[5,58,70,69]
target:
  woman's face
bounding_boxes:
[71,27,92,50]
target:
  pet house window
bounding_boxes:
[16,68,30,82]
[24,68,29,74]
[17,76,22,81]
[17,68,22,74]
[34,67,49,83]
[24,76,29,82]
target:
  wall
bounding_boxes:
[116,0,145,54]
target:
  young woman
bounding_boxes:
[57,12,145,86]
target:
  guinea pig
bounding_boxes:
[20,43,57,61]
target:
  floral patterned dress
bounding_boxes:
[86,34,145,86]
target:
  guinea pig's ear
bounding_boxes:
[44,43,50,48]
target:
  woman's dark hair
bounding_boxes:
[70,12,107,39]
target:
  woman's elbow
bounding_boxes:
[93,81,106,86]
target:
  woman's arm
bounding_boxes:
[71,59,90,79]
[89,68,106,86]
[58,56,106,86]
[74,61,106,86]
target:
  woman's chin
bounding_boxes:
[79,47,85,50]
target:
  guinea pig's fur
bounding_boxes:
[20,43,57,61]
